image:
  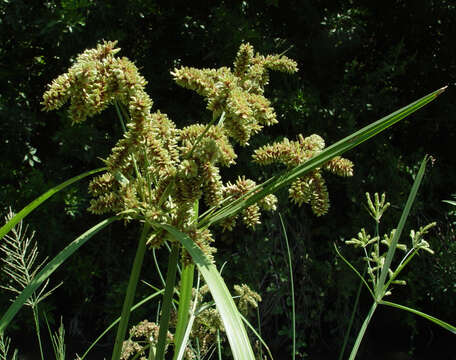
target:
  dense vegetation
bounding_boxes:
[1,1,455,359]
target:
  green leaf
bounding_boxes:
[375,156,429,299]
[0,216,120,333]
[80,290,164,360]
[380,300,456,334]
[200,87,446,227]
[0,167,106,241]
[154,223,255,360]
[173,263,195,360]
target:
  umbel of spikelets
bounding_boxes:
[172,43,298,145]
[42,41,298,258]
[253,134,354,216]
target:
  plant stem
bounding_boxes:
[338,266,366,360]
[173,263,195,359]
[348,301,378,360]
[32,304,45,360]
[111,222,150,360]
[279,214,295,360]
[154,243,180,360]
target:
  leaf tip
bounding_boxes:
[436,85,448,96]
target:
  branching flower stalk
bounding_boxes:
[0,334,18,360]
[342,176,438,359]
[42,41,354,359]
[0,210,61,360]
[338,193,389,360]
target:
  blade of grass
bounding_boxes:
[200,87,446,228]
[379,300,456,334]
[239,313,274,360]
[153,222,255,360]
[175,271,200,360]
[279,214,295,360]
[334,244,375,299]
[111,222,151,360]
[80,290,164,360]
[0,215,120,333]
[0,167,106,240]
[173,263,195,360]
[348,302,378,360]
[338,266,367,360]
[375,156,429,299]
[154,243,180,360]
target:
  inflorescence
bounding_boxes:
[42,40,352,257]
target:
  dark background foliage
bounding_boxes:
[1,1,455,359]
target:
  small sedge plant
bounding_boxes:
[0,41,451,359]
[336,158,456,360]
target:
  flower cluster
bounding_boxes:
[233,283,262,316]
[345,193,436,292]
[42,41,294,257]
[120,320,191,360]
[172,43,298,145]
[42,41,150,125]
[219,176,278,231]
[253,134,354,216]
[187,283,260,356]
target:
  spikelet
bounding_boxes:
[172,43,298,145]
[253,134,353,216]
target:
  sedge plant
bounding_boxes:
[336,157,456,360]
[0,41,449,359]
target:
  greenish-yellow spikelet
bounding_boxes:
[200,162,224,208]
[42,41,150,125]
[233,284,262,316]
[253,134,353,216]
[172,43,298,145]
[121,320,179,360]
[345,228,379,248]
[410,222,436,254]
[179,124,236,166]
[365,192,390,223]
[381,229,407,252]
[220,176,278,230]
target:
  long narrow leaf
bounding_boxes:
[334,244,375,299]
[80,290,164,360]
[155,223,255,360]
[380,300,456,334]
[154,243,179,360]
[0,216,120,333]
[200,87,446,227]
[173,263,195,360]
[348,302,378,360]
[375,156,429,298]
[239,313,274,360]
[111,222,151,360]
[0,167,106,240]
[279,214,295,360]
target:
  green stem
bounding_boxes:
[217,329,222,360]
[32,304,45,360]
[154,243,180,360]
[111,222,150,360]
[338,266,366,360]
[172,263,195,359]
[279,214,295,360]
[376,156,429,299]
[348,302,378,360]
